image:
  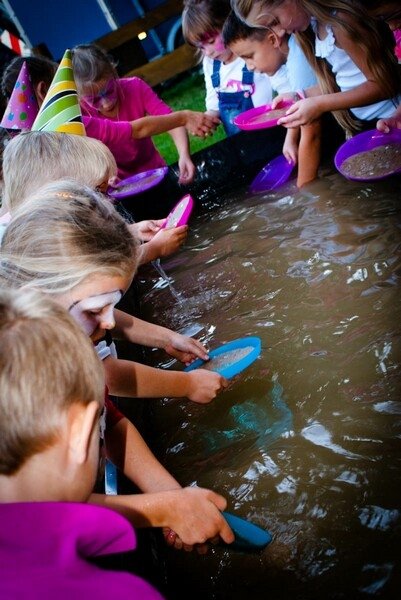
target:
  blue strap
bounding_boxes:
[211,59,220,88]
[212,60,254,88]
[242,63,254,85]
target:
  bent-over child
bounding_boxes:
[0,287,162,599]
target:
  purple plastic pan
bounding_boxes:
[108,166,168,199]
[234,99,294,131]
[335,128,401,181]
[250,155,295,194]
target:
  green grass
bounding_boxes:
[152,70,226,164]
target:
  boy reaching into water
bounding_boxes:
[0,288,162,598]
[222,11,321,187]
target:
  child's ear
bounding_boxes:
[35,81,49,106]
[268,28,286,49]
[68,401,99,466]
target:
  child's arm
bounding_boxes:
[297,121,321,188]
[278,19,393,128]
[92,417,234,550]
[103,355,227,403]
[283,127,300,165]
[136,226,188,265]
[113,308,209,363]
[130,110,220,139]
[168,127,196,184]
[90,487,234,549]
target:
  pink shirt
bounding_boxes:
[82,78,172,180]
[0,502,163,599]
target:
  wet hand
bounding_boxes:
[376,115,401,134]
[164,333,209,364]
[186,369,228,403]
[131,219,164,241]
[184,110,220,137]
[151,226,188,258]
[178,156,196,184]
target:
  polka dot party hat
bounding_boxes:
[0,61,38,130]
[31,49,85,135]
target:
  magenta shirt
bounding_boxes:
[82,78,172,179]
[0,502,163,599]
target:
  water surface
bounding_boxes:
[139,169,401,599]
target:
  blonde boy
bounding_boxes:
[0,288,161,598]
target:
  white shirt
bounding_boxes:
[203,55,273,113]
[312,20,399,120]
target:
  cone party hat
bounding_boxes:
[31,49,85,135]
[0,61,38,130]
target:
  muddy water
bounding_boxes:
[138,169,401,599]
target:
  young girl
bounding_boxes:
[71,44,219,182]
[182,0,273,136]
[1,130,187,264]
[233,0,400,136]
[1,55,57,108]
[0,180,234,551]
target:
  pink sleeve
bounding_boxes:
[126,78,173,117]
[83,115,133,156]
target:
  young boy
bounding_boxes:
[0,288,162,598]
[222,12,321,187]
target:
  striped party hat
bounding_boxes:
[0,61,38,130]
[31,49,85,135]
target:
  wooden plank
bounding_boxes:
[96,0,183,51]
[125,43,198,86]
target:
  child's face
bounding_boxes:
[80,77,119,114]
[199,32,234,63]
[249,0,310,33]
[230,36,286,76]
[59,274,132,342]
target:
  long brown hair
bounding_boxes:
[233,0,401,134]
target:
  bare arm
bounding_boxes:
[297,121,321,187]
[113,308,209,362]
[90,486,234,547]
[168,126,196,184]
[130,110,220,139]
[103,355,227,403]
[104,416,180,492]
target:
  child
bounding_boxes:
[71,44,219,181]
[0,287,162,598]
[233,0,400,136]
[1,55,57,107]
[222,11,321,186]
[0,180,233,551]
[182,0,273,136]
[1,130,187,265]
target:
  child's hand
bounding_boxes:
[178,155,196,184]
[377,115,401,134]
[131,219,164,242]
[185,369,228,403]
[149,225,188,258]
[183,110,220,138]
[160,487,234,551]
[283,131,299,165]
[278,98,323,128]
[164,333,209,364]
[271,92,300,109]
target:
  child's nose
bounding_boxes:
[99,308,115,330]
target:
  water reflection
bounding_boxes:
[139,170,401,599]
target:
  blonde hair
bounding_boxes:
[0,287,104,475]
[233,0,401,134]
[0,179,139,295]
[2,131,117,213]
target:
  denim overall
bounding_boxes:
[212,60,255,136]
